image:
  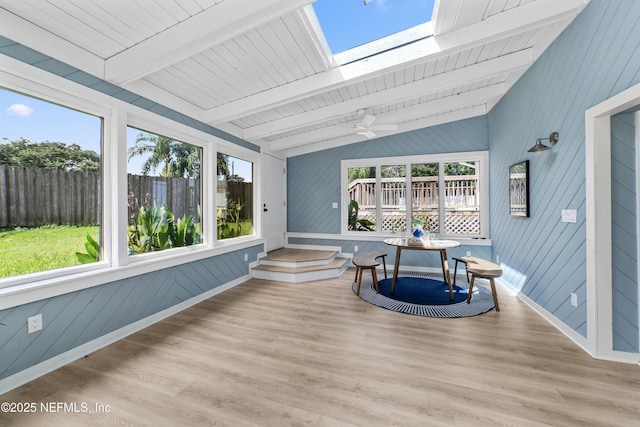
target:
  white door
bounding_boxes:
[262,154,286,251]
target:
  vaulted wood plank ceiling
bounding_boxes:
[0,0,590,157]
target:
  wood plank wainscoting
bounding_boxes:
[1,271,639,426]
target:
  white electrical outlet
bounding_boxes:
[332,202,338,209]
[496,255,500,263]
[27,314,42,334]
[354,245,358,252]
[571,292,578,307]
[244,253,248,261]
[466,251,471,257]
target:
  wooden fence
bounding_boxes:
[128,174,201,224]
[0,165,100,228]
[0,165,253,228]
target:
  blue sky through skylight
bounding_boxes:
[313,0,435,53]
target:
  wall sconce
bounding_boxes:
[528,132,559,155]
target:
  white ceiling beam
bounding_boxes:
[268,83,505,151]
[433,0,589,52]
[205,0,586,125]
[298,5,334,70]
[283,105,487,157]
[205,35,441,124]
[121,79,208,122]
[105,0,314,85]
[245,49,532,140]
[0,7,104,78]
[431,0,463,36]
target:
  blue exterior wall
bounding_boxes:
[488,0,640,343]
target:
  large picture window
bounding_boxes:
[0,87,103,279]
[342,152,489,238]
[127,127,202,254]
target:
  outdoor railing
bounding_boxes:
[349,175,480,234]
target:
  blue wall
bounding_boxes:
[286,116,489,268]
[0,245,263,382]
[488,0,640,343]
[611,111,639,352]
[287,115,488,234]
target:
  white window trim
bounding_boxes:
[341,151,490,239]
[0,55,263,310]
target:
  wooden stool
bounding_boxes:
[453,256,502,311]
[452,256,473,285]
[352,252,388,295]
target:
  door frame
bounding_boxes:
[261,153,286,252]
[586,81,640,363]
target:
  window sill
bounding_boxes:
[0,237,265,311]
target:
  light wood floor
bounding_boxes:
[1,271,639,426]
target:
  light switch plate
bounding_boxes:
[332,202,338,209]
[562,209,577,223]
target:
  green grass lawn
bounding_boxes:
[0,225,99,278]
[218,220,254,239]
[2,220,253,279]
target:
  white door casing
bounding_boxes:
[262,153,286,251]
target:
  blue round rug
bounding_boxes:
[353,274,495,318]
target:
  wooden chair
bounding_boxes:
[452,256,502,311]
[352,252,388,295]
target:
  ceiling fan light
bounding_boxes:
[360,114,376,127]
[358,131,376,138]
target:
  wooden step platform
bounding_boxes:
[251,247,350,283]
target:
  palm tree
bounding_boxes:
[128,132,200,177]
[217,153,230,177]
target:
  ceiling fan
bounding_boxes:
[348,110,398,138]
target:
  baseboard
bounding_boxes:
[511,284,590,354]
[496,277,639,365]
[0,274,250,396]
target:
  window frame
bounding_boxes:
[124,122,206,259]
[216,150,256,242]
[341,151,490,239]
[0,58,263,310]
[0,78,112,287]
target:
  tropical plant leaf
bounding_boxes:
[84,233,99,258]
[75,252,95,264]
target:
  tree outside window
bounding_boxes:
[127,128,202,254]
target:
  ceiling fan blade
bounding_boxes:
[360,114,376,127]
[369,124,398,131]
[357,130,376,138]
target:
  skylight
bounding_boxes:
[312,0,435,54]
